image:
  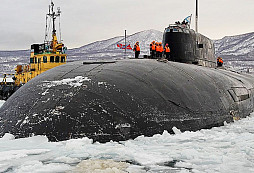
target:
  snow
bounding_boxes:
[42,76,91,89]
[214,31,254,56]
[0,77,14,83]
[68,29,164,61]
[172,126,182,134]
[0,112,254,172]
[0,100,5,107]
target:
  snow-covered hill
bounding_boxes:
[69,29,163,60]
[0,29,254,74]
[78,29,163,53]
[214,32,254,57]
[69,29,254,60]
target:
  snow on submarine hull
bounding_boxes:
[0,59,254,142]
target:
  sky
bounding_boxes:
[0,0,254,50]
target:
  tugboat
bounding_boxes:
[0,1,67,100]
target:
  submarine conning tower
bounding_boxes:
[162,24,216,68]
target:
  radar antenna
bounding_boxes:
[44,0,63,53]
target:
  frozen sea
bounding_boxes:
[0,100,254,173]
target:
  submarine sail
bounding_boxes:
[162,0,215,67]
[162,24,216,67]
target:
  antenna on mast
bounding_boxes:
[45,1,61,37]
[195,0,198,33]
[44,0,63,53]
[57,7,62,42]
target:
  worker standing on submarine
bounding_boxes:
[159,42,164,58]
[149,41,153,57]
[133,41,140,58]
[164,43,171,60]
[217,57,223,67]
[150,41,156,59]
[155,42,160,58]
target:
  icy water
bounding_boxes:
[0,100,254,173]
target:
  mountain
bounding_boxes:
[214,32,254,58]
[0,50,29,74]
[69,29,254,61]
[0,29,254,74]
[213,32,254,73]
[68,29,163,61]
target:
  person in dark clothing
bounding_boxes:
[133,41,140,58]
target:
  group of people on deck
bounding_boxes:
[133,41,171,60]
[133,41,224,67]
[150,41,170,60]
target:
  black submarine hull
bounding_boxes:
[0,59,254,142]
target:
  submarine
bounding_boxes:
[0,0,254,142]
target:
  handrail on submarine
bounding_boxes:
[167,23,191,29]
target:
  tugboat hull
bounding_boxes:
[0,59,254,142]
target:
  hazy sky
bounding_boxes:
[1,0,254,50]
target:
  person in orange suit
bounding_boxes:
[164,43,171,60]
[133,41,140,58]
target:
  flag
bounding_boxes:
[117,43,132,50]
[117,43,123,48]
[184,15,192,23]
[126,44,132,50]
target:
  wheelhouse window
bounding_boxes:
[61,56,65,63]
[34,57,37,64]
[43,56,47,63]
[50,56,54,62]
[198,44,204,48]
[30,57,34,63]
[55,56,60,63]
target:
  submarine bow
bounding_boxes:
[0,59,254,142]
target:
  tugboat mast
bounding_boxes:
[47,1,60,36]
[45,0,62,53]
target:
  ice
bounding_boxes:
[0,113,253,172]
[0,133,14,141]
[73,160,129,173]
[0,149,50,162]
[53,156,80,164]
[172,126,182,134]
[14,160,72,173]
[0,100,5,107]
